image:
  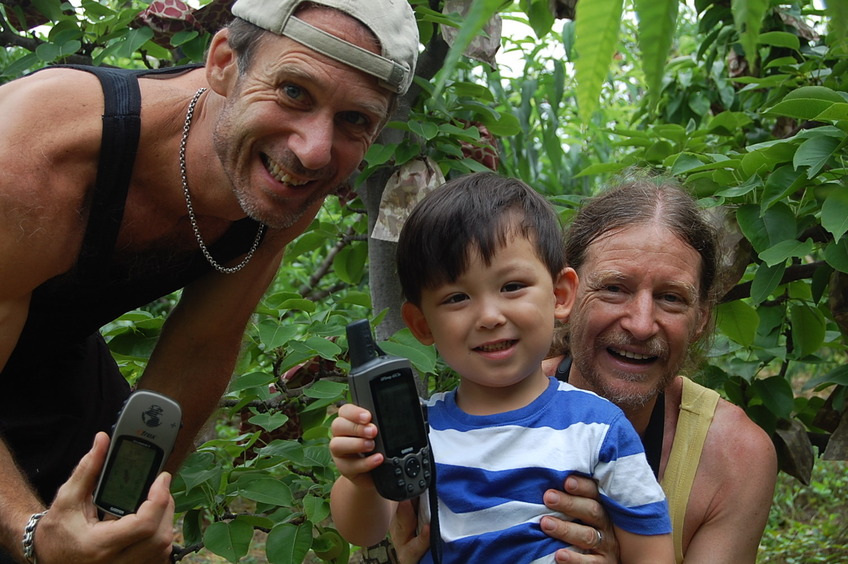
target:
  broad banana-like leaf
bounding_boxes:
[634,0,678,111]
[574,0,624,122]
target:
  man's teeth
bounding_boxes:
[478,341,514,352]
[611,348,652,360]
[265,156,308,186]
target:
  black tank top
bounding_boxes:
[24,64,266,342]
[0,65,265,507]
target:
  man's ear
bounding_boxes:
[553,267,578,322]
[401,302,434,346]
[205,29,238,96]
[693,304,711,341]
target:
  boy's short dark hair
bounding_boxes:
[396,172,565,306]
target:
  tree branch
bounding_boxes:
[720,261,825,303]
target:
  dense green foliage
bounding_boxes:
[2,0,846,561]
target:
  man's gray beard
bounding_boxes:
[568,307,681,411]
[571,349,675,411]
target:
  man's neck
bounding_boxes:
[567,369,659,436]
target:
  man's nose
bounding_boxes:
[289,113,333,170]
[620,292,658,340]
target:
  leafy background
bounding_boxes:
[2,0,846,561]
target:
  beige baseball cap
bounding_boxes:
[231,0,419,94]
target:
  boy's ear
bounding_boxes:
[553,267,578,322]
[205,29,238,96]
[401,302,434,345]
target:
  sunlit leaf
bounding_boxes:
[731,0,769,67]
[635,0,678,109]
[574,0,624,122]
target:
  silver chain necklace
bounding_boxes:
[180,87,265,274]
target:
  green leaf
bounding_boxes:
[238,477,293,506]
[767,99,839,121]
[266,523,313,564]
[717,301,760,346]
[670,153,704,175]
[248,411,290,433]
[285,231,329,261]
[525,0,556,37]
[793,135,842,178]
[381,340,439,374]
[762,202,797,247]
[257,320,299,351]
[789,303,825,358]
[480,114,521,137]
[303,335,342,359]
[117,27,154,58]
[635,0,678,109]
[333,243,367,285]
[737,204,770,253]
[824,239,848,273]
[179,452,223,491]
[229,371,275,393]
[204,519,253,563]
[750,262,786,304]
[757,31,800,50]
[752,376,795,419]
[758,239,814,267]
[364,142,397,166]
[35,42,61,62]
[302,379,347,399]
[802,364,848,390]
[762,165,805,211]
[825,0,848,55]
[574,0,624,122]
[783,85,845,103]
[814,102,848,121]
[731,0,769,67]
[707,111,753,135]
[303,494,330,524]
[277,298,317,313]
[182,509,203,546]
[408,120,440,141]
[256,440,305,463]
[821,189,848,242]
[451,81,495,102]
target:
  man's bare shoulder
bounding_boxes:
[0,69,105,293]
[707,396,776,471]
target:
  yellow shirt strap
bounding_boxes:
[660,377,720,563]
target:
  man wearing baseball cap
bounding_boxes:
[0,1,418,562]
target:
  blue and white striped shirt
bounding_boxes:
[420,377,670,564]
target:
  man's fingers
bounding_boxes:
[54,432,109,508]
[564,474,600,500]
[390,500,430,564]
[544,488,607,530]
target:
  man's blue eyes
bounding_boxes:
[283,84,303,99]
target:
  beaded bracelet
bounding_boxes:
[21,511,47,564]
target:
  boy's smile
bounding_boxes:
[403,231,576,415]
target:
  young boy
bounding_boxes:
[329,172,673,563]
